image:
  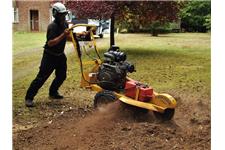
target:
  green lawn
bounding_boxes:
[13,32,211,125]
[97,33,210,92]
[13,32,46,52]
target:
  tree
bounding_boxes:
[66,1,136,46]
[179,1,211,32]
[66,1,180,46]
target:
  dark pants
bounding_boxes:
[25,52,67,100]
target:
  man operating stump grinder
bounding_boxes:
[25,2,87,107]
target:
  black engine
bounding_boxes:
[97,46,135,91]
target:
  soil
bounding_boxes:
[13,89,210,150]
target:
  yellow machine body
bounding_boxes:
[69,24,177,113]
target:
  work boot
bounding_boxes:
[25,99,34,107]
[49,92,64,99]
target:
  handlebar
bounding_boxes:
[68,24,97,31]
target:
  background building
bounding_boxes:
[12,0,58,32]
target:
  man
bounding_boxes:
[25,2,71,107]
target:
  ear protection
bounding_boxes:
[52,7,59,18]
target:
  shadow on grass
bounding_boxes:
[124,33,177,38]
[120,48,188,59]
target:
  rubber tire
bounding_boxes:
[94,90,116,108]
[153,108,175,121]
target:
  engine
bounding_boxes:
[97,46,135,91]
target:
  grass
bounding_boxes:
[13,32,46,52]
[13,32,211,126]
[99,33,210,92]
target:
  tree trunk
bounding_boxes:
[152,29,158,36]
[110,13,115,47]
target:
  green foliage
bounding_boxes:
[204,14,211,31]
[148,21,172,36]
[179,1,211,32]
[117,20,180,35]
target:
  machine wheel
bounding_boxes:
[153,108,175,121]
[94,90,117,108]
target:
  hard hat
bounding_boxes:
[52,2,68,18]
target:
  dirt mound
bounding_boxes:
[14,94,210,150]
